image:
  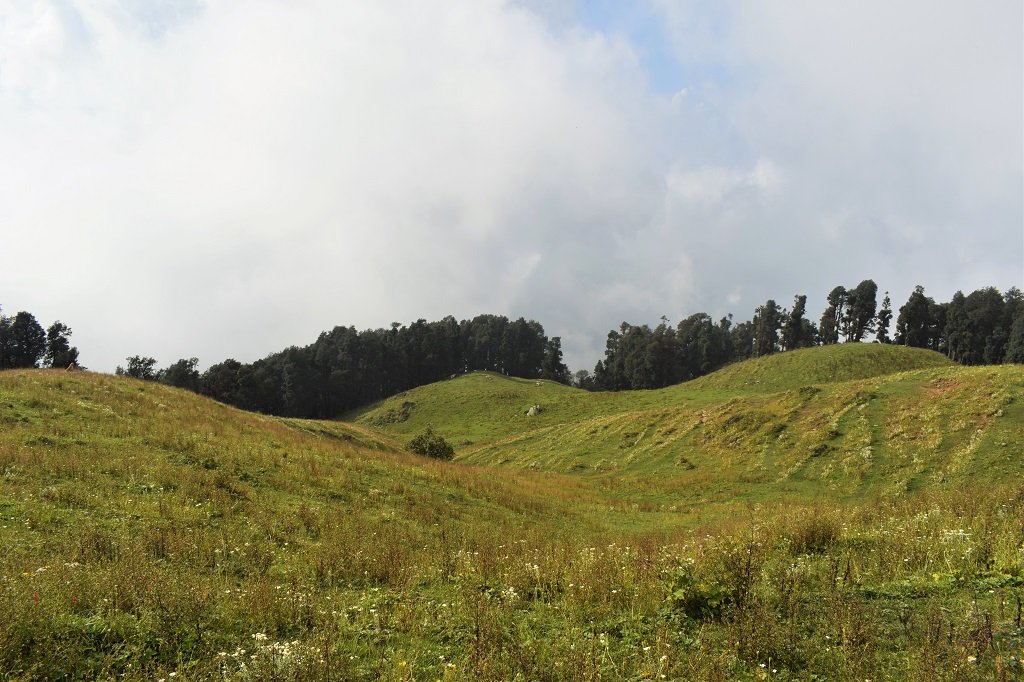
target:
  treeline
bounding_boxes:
[0,307,79,370]
[583,281,1024,391]
[125,315,570,418]
[9,280,1022,418]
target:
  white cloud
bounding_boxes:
[1,0,657,370]
[0,0,1019,377]
[655,0,1022,310]
[666,158,782,203]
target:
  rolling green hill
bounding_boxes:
[2,345,1022,681]
[354,344,955,444]
[353,345,1015,504]
[0,369,626,678]
[679,342,953,393]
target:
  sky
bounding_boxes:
[1,0,1022,375]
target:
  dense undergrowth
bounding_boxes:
[2,352,1023,680]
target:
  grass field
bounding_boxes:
[1,345,1022,680]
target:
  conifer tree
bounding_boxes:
[874,293,893,343]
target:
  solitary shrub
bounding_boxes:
[666,563,732,621]
[407,427,454,460]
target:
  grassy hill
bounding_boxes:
[354,344,955,444]
[679,342,953,393]
[0,370,622,679]
[2,346,1023,681]
[354,345,1016,504]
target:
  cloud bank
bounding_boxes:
[1,1,1020,374]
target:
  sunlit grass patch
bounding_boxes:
[1,351,1023,680]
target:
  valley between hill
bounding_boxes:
[1,344,1021,680]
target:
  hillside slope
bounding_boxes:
[463,365,1023,499]
[353,345,1020,504]
[680,343,952,393]
[350,371,584,444]
[0,369,603,530]
[355,345,954,444]
[2,361,1022,681]
[0,369,657,677]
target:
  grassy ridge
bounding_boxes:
[355,345,1015,503]
[2,347,1023,681]
[354,345,955,448]
[349,372,583,445]
[460,365,1023,498]
[680,343,953,393]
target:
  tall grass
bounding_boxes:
[1,368,1022,680]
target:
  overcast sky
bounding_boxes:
[2,0,1021,374]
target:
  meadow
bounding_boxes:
[1,344,1022,680]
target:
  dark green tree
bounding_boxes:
[620,324,658,389]
[464,314,508,372]
[0,309,10,369]
[541,336,570,384]
[43,321,79,368]
[594,327,626,390]
[677,313,730,379]
[752,299,782,356]
[730,320,756,361]
[875,292,893,343]
[1004,305,1024,363]
[1002,288,1024,363]
[573,369,595,389]
[648,318,681,385]
[1004,287,1024,328]
[1,312,47,368]
[160,357,201,391]
[819,286,846,345]
[944,287,1006,364]
[942,291,971,362]
[781,295,810,351]
[117,355,158,380]
[200,359,244,403]
[843,279,877,342]
[895,285,936,348]
[500,318,546,378]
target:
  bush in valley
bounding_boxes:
[407,427,454,460]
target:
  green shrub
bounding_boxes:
[407,427,455,460]
[666,563,733,621]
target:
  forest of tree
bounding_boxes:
[0,307,79,370]
[136,314,570,418]
[6,279,1023,419]
[585,281,1023,391]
